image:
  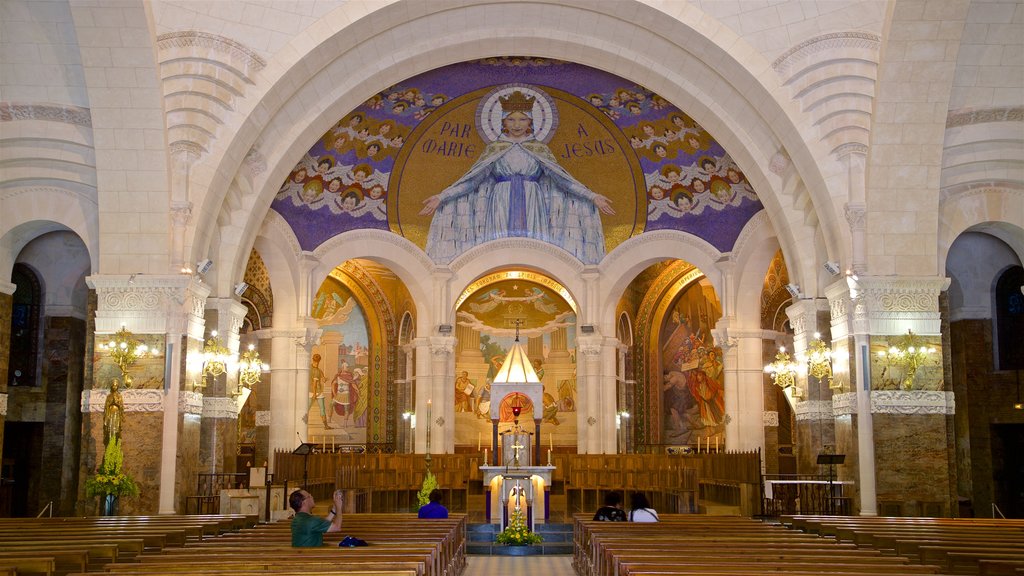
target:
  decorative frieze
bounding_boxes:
[202,396,239,419]
[772,32,881,74]
[832,392,857,416]
[0,102,92,127]
[763,411,779,427]
[870,390,955,415]
[255,411,272,426]
[794,400,832,422]
[179,391,203,415]
[82,389,165,413]
[87,275,210,337]
[946,106,1023,128]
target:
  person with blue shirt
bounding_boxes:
[418,489,449,519]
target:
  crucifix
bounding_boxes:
[512,440,525,467]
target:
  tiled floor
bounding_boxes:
[465,554,575,576]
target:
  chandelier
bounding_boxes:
[104,326,157,387]
[200,331,232,389]
[764,346,799,392]
[877,329,935,390]
[237,344,265,391]
[799,333,835,389]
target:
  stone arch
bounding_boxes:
[939,185,1024,270]
[0,186,97,281]
[184,1,840,305]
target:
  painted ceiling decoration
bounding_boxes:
[273,57,764,261]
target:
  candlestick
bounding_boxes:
[549,433,553,451]
[715,435,719,452]
[547,448,552,466]
[478,432,481,451]
[484,448,488,465]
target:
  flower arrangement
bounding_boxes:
[495,509,543,546]
[85,438,139,498]
[416,470,437,507]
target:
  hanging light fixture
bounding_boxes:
[800,333,835,389]
[877,329,936,390]
[765,346,799,392]
[200,330,232,390]
[235,343,266,395]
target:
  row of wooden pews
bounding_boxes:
[573,514,954,575]
[59,512,466,576]
[782,515,1024,576]
[0,514,255,576]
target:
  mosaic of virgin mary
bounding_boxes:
[418,84,615,265]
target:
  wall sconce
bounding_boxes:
[1014,371,1022,410]
[200,331,232,390]
[616,410,630,429]
[765,346,799,392]
[104,326,158,387]
[799,333,835,389]
[234,343,266,396]
[877,329,936,390]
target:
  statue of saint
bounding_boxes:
[103,378,125,446]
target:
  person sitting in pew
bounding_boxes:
[629,491,659,522]
[290,488,345,547]
[593,490,627,521]
[418,489,449,519]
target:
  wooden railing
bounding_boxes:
[273,450,761,519]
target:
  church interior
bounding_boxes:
[1,0,1022,574]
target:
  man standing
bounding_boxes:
[290,488,345,547]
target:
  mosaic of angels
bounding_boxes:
[273,57,763,261]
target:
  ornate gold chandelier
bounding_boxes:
[764,347,799,392]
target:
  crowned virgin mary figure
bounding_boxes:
[420,85,614,264]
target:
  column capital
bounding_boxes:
[87,274,210,338]
[829,275,950,336]
[428,336,456,357]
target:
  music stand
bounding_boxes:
[293,443,317,487]
[816,453,846,515]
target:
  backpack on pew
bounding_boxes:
[339,535,369,547]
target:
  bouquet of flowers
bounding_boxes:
[495,509,543,546]
[416,470,437,507]
[85,438,139,498]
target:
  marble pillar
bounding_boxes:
[0,283,12,476]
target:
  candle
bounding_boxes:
[715,435,719,452]
[484,448,488,465]
[547,449,552,466]
[478,432,481,451]
[549,433,553,451]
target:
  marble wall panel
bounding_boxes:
[873,413,952,516]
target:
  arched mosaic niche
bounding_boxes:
[273,57,764,263]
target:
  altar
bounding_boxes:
[481,465,556,532]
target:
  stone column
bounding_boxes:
[429,336,456,452]
[267,327,312,471]
[786,298,835,474]
[832,275,952,516]
[0,281,14,473]
[248,330,273,466]
[86,274,207,514]
[577,335,602,454]
[199,298,248,475]
[412,337,431,454]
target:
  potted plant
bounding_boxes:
[495,508,543,547]
[84,438,139,515]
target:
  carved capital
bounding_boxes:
[429,336,456,357]
[870,390,955,415]
[763,411,779,427]
[202,396,239,419]
[170,202,193,228]
[832,392,858,416]
[844,203,866,231]
[179,391,203,415]
[794,400,832,422]
[82,389,165,413]
[255,410,272,426]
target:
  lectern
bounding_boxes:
[816,453,845,515]
[293,442,317,487]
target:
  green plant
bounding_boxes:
[85,438,139,498]
[495,509,543,546]
[416,470,437,507]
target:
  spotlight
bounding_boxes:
[196,259,213,275]
[233,282,249,296]
[785,283,801,299]
[824,261,841,276]
[438,324,453,335]
[580,325,596,334]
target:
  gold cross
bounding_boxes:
[512,441,524,466]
